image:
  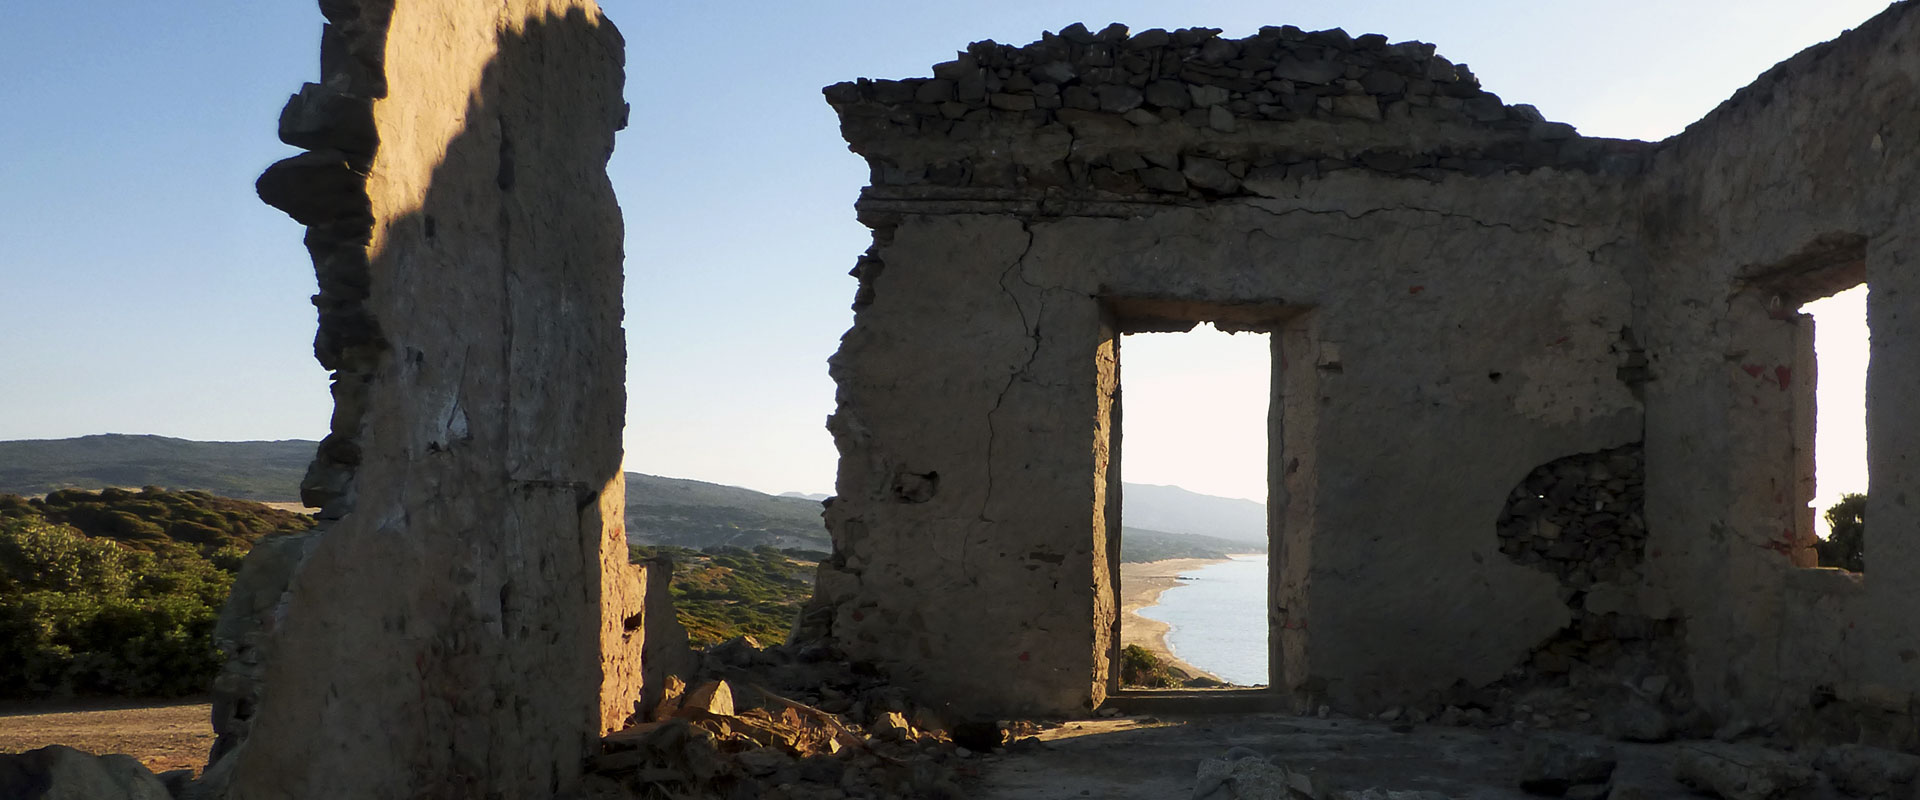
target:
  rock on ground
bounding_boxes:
[1674,742,1814,800]
[0,744,171,800]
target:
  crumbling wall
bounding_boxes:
[811,23,1652,717]
[233,0,650,796]
[818,8,1920,737]
[1634,1,1920,745]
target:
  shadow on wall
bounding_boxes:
[237,4,642,798]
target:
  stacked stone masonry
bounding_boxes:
[812,6,1920,751]
[829,21,1646,206]
[1498,445,1649,590]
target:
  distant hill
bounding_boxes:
[0,434,312,501]
[1122,526,1259,562]
[1121,483,1266,546]
[0,435,1270,553]
[624,473,827,551]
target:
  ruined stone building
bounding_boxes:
[228,0,1919,796]
[805,10,1920,746]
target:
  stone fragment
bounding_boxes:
[677,680,736,718]
[1331,94,1382,121]
[1097,84,1145,113]
[0,745,171,800]
[869,711,913,741]
[1031,61,1076,84]
[255,150,369,226]
[1141,166,1189,193]
[1108,151,1149,172]
[1189,84,1231,107]
[1274,57,1342,85]
[1530,121,1579,141]
[1192,750,1300,800]
[1816,744,1920,797]
[1063,85,1099,110]
[1129,28,1171,48]
[990,93,1037,111]
[1519,738,1617,796]
[1674,744,1812,800]
[1123,108,1161,126]
[1208,105,1237,133]
[1605,695,1672,743]
[278,82,376,157]
[1145,80,1191,109]
[1181,157,1239,193]
[915,79,956,104]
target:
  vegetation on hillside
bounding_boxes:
[1119,644,1182,688]
[0,434,312,501]
[0,488,313,698]
[633,545,820,648]
[1120,526,1259,563]
[624,473,829,551]
[1817,493,1866,573]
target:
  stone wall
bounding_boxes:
[231,1,656,796]
[1634,2,1920,744]
[813,23,1649,718]
[1498,446,1648,590]
[816,5,1920,738]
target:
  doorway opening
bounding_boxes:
[1802,283,1869,572]
[1111,321,1270,690]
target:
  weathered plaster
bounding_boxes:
[813,11,1920,739]
[238,1,650,796]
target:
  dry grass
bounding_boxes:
[0,700,213,775]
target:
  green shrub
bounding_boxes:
[0,489,296,699]
[632,544,814,647]
[1818,493,1866,573]
[1120,644,1179,688]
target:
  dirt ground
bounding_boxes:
[959,712,1756,799]
[0,700,213,775]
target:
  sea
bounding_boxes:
[1136,554,1269,686]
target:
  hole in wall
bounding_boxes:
[1113,321,1270,689]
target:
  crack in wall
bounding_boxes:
[1244,201,1584,235]
[967,221,1043,582]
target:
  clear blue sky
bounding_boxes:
[0,1,1887,499]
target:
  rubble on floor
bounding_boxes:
[586,636,1044,799]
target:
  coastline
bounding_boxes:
[1119,557,1229,684]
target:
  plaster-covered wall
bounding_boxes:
[816,8,1920,737]
[1637,2,1920,743]
[240,0,643,796]
[811,23,1653,717]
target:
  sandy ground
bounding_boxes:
[0,700,213,775]
[1118,558,1228,683]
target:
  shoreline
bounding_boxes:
[1118,557,1230,684]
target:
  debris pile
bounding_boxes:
[585,636,1051,799]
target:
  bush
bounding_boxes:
[0,491,287,698]
[1120,643,1180,688]
[633,544,814,647]
[1817,493,1866,573]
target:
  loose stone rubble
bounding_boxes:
[581,637,986,800]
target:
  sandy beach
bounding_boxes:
[1119,558,1228,684]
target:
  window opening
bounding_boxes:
[1114,322,1270,689]
[1803,283,1869,571]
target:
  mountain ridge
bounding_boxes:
[0,434,1268,556]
